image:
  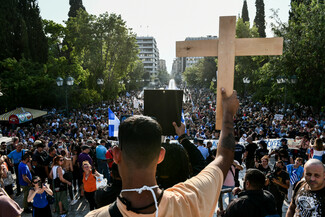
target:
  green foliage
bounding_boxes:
[0,58,56,110]
[235,18,261,97]
[183,57,217,88]
[256,0,325,110]
[0,0,48,63]
[68,0,86,18]
[242,0,250,23]
[254,0,266,37]
[157,69,170,87]
[126,61,148,91]
[65,10,139,100]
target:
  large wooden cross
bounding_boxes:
[176,16,283,130]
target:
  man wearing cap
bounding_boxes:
[32,141,48,182]
[96,140,110,181]
[78,145,93,170]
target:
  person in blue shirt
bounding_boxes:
[96,140,110,182]
[286,157,304,202]
[7,142,26,196]
[27,176,53,217]
[197,139,209,160]
[18,153,32,213]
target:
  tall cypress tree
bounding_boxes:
[254,0,266,37]
[0,0,48,63]
[68,0,86,18]
[25,0,48,63]
[242,0,250,23]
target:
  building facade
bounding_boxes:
[136,36,159,82]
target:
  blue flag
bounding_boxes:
[108,108,120,137]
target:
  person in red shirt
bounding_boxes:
[105,146,114,170]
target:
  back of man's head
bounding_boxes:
[245,169,265,190]
[118,115,162,169]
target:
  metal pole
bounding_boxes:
[284,83,287,114]
[65,87,68,116]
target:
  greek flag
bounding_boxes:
[108,108,120,137]
[290,170,299,185]
[181,109,187,133]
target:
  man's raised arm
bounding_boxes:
[212,88,239,178]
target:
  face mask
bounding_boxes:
[121,185,159,217]
[58,146,63,149]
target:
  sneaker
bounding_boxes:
[70,199,78,206]
[60,214,67,217]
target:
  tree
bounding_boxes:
[157,69,170,87]
[0,58,56,110]
[257,0,325,109]
[0,0,48,63]
[68,0,86,18]
[183,57,217,88]
[242,0,250,23]
[254,0,266,37]
[235,18,260,97]
[0,0,18,60]
[65,10,139,100]
[127,61,147,91]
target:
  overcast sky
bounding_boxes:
[38,0,291,73]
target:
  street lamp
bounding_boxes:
[97,78,104,106]
[243,77,250,98]
[277,76,287,113]
[56,76,74,116]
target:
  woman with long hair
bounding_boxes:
[255,155,271,175]
[50,155,72,216]
[27,176,53,217]
[311,138,324,161]
[61,149,77,205]
[82,161,100,211]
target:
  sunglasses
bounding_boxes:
[33,180,41,184]
[59,159,64,162]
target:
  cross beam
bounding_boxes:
[176,16,283,130]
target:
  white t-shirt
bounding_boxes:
[52,165,65,179]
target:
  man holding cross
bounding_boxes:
[86,87,239,217]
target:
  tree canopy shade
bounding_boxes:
[242,0,250,23]
[0,0,48,63]
[254,0,266,37]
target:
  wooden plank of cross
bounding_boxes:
[176,16,283,130]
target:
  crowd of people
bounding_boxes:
[0,88,324,217]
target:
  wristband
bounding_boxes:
[177,134,187,143]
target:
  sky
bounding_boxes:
[38,0,291,73]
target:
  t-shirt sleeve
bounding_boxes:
[165,164,224,217]
[0,194,23,216]
[8,151,13,159]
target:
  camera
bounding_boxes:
[266,172,276,180]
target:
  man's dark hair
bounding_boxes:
[49,147,56,153]
[157,142,190,189]
[118,115,162,168]
[22,153,30,161]
[245,169,265,189]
